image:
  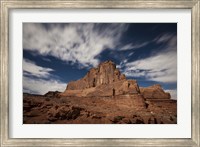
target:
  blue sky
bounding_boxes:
[23,23,177,99]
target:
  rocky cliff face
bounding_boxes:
[66,61,126,90]
[62,60,170,99]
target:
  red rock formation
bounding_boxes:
[62,61,171,100]
[66,61,126,90]
[23,61,176,124]
[62,61,140,97]
[140,84,171,99]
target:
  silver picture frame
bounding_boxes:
[0,0,199,146]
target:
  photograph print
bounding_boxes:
[23,23,177,124]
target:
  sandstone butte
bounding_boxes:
[23,60,177,124]
[61,60,171,99]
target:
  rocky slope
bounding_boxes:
[140,84,171,99]
[23,94,176,124]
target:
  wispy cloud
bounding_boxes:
[23,23,128,68]
[23,59,66,94]
[119,33,176,51]
[128,52,134,57]
[120,34,177,83]
[119,41,150,51]
[153,33,174,44]
[124,50,176,83]
[23,59,53,78]
[23,77,66,94]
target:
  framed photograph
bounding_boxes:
[0,0,199,146]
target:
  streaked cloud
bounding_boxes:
[23,23,128,68]
[154,33,175,44]
[119,41,150,51]
[23,58,66,94]
[120,34,177,83]
[119,33,176,51]
[23,59,54,78]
